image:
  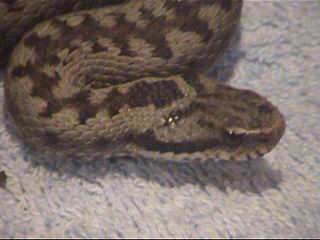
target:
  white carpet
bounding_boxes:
[0,1,319,238]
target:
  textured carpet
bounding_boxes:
[0,1,319,238]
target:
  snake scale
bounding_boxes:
[1,0,285,162]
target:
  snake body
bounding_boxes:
[1,0,285,162]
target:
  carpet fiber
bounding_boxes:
[0,1,319,238]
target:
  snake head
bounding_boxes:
[196,84,286,160]
[142,83,286,162]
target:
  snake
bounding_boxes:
[1,0,286,162]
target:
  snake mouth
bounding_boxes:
[252,106,286,158]
[237,109,286,160]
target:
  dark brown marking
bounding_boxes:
[47,55,61,65]
[91,42,108,53]
[31,14,103,68]
[229,104,247,113]
[128,80,181,108]
[64,91,95,124]
[197,119,217,130]
[222,130,245,148]
[182,66,207,95]
[32,75,71,117]
[82,14,99,27]
[39,101,61,118]
[78,109,97,125]
[119,43,137,57]
[258,103,274,114]
[68,44,79,54]
[24,34,51,60]
[107,13,139,57]
[30,70,61,98]
[23,33,43,47]
[10,61,62,118]
[23,33,56,71]
[92,137,112,149]
[0,171,6,189]
[128,129,223,154]
[164,0,213,42]
[10,65,29,78]
[104,88,126,117]
[43,131,59,145]
[138,8,173,59]
[103,80,185,117]
[50,18,71,32]
[0,0,125,67]
[215,0,233,12]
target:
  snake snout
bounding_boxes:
[237,98,286,160]
[210,84,286,160]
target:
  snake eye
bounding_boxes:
[223,129,245,147]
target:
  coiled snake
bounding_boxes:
[1,0,285,162]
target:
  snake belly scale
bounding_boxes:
[1,0,285,162]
